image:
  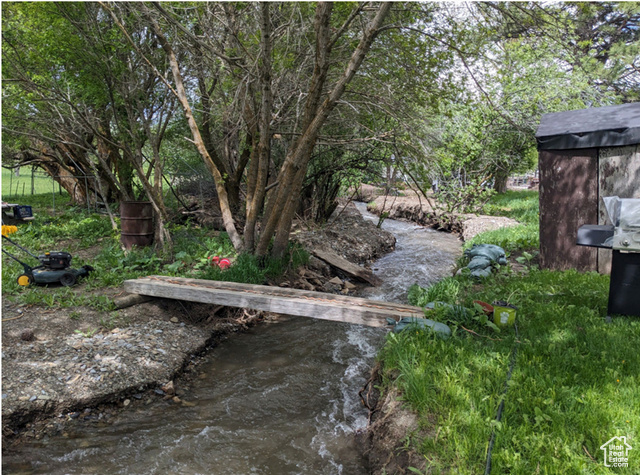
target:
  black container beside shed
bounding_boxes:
[536,103,640,274]
[536,103,640,317]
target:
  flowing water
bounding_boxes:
[2,204,461,475]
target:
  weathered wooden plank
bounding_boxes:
[310,249,382,286]
[146,275,418,313]
[124,276,423,328]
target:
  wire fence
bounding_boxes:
[2,167,102,214]
[2,165,219,215]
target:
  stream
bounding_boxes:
[2,203,461,475]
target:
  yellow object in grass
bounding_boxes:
[1,225,18,236]
[493,304,516,327]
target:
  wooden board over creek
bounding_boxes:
[124,276,423,328]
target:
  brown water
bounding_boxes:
[2,203,461,475]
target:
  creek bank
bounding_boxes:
[368,192,519,240]
[355,364,430,475]
[1,299,264,448]
[2,201,396,451]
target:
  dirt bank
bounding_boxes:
[358,365,430,475]
[369,191,519,240]
[2,202,396,450]
[1,298,263,446]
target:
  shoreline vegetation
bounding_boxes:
[3,189,637,475]
[369,190,640,474]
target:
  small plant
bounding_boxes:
[88,295,116,311]
[100,312,121,331]
[69,311,81,320]
[74,327,99,338]
[377,211,389,228]
[408,278,463,308]
[515,250,539,269]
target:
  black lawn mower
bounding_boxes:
[2,235,93,287]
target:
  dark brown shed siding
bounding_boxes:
[539,149,598,271]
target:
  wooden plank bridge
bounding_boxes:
[123,276,424,328]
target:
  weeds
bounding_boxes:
[100,312,127,331]
[74,327,99,338]
[69,311,81,320]
[2,192,309,309]
[197,244,309,285]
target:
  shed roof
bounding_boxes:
[536,102,640,150]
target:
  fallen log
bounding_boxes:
[310,249,382,286]
[112,293,154,310]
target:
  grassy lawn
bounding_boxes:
[2,167,59,198]
[2,193,306,310]
[377,190,639,473]
[466,190,540,252]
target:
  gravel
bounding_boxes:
[1,319,211,427]
[1,296,256,440]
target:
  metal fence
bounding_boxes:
[3,165,218,215]
[2,167,100,214]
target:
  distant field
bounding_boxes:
[2,167,59,198]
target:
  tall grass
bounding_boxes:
[2,196,308,307]
[384,270,637,474]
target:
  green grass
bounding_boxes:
[2,167,61,198]
[2,193,307,308]
[378,189,639,473]
[465,223,540,253]
[382,270,638,474]
[482,190,539,225]
[467,190,540,253]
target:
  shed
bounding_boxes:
[536,102,640,273]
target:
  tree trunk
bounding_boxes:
[243,3,273,253]
[257,2,392,258]
[150,16,244,251]
[494,170,509,194]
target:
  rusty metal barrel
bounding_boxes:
[120,201,154,249]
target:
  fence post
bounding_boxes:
[52,179,56,215]
[31,166,35,195]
